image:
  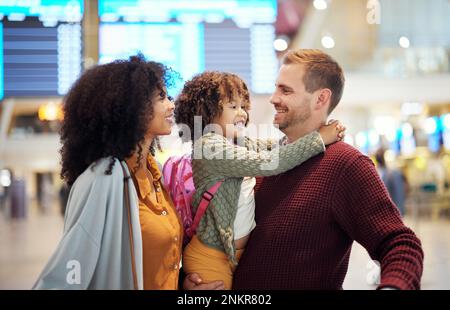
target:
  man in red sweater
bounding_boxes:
[232,49,423,290]
[185,49,423,290]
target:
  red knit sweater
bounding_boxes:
[233,142,423,290]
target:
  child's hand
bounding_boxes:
[318,119,346,146]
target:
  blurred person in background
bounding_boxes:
[0,168,13,214]
[375,148,408,216]
[58,183,70,216]
[0,168,26,218]
[33,54,199,289]
[424,146,447,195]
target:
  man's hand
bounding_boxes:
[183,273,225,290]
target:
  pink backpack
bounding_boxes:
[162,154,222,246]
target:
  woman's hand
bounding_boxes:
[183,273,225,290]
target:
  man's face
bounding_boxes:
[270,64,314,133]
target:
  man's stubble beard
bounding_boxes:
[277,102,312,131]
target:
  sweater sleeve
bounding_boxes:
[246,137,277,152]
[331,155,424,290]
[193,132,325,178]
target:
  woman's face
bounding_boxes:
[146,89,175,138]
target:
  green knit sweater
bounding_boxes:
[191,131,325,265]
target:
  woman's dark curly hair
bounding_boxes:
[60,54,175,185]
[174,71,250,141]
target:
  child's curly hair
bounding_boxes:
[60,54,176,185]
[174,71,250,141]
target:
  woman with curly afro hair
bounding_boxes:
[170,71,345,289]
[33,55,184,290]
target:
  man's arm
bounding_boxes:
[331,155,424,290]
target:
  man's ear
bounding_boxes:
[314,88,332,111]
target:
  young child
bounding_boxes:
[174,71,345,289]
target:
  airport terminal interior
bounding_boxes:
[1,0,450,289]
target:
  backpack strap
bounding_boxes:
[163,157,178,196]
[187,181,223,237]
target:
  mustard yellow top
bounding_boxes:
[126,155,183,290]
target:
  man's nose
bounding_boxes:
[270,93,280,105]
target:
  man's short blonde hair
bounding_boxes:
[282,49,345,114]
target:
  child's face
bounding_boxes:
[212,100,248,139]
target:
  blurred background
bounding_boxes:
[0,0,449,289]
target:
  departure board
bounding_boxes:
[98,0,276,24]
[0,1,83,97]
[0,23,3,100]
[99,22,203,86]
[98,0,277,94]
[0,0,82,24]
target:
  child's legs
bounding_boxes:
[183,235,243,290]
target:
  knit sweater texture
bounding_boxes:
[233,141,424,289]
[191,131,325,265]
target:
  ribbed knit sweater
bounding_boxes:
[191,131,325,265]
[233,141,423,290]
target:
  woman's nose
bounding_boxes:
[167,98,175,110]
